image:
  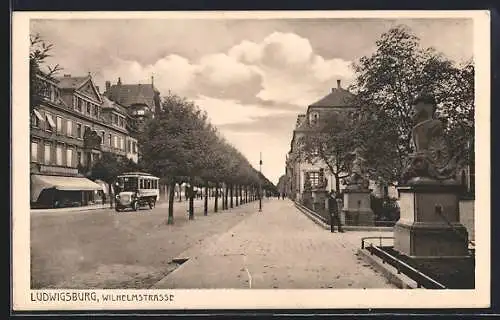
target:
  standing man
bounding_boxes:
[328,190,344,233]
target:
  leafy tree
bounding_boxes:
[30,33,62,112]
[90,152,140,205]
[349,25,474,186]
[138,93,201,224]
[298,111,357,192]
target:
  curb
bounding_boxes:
[356,248,417,289]
[294,202,329,230]
[294,202,394,232]
[30,205,110,214]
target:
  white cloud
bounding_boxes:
[192,95,295,126]
[227,31,354,106]
[197,53,261,86]
[261,32,314,66]
[97,31,354,109]
[228,40,263,64]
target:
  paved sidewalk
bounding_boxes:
[153,199,396,289]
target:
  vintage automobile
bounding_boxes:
[114,172,160,211]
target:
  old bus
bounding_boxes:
[114,172,160,211]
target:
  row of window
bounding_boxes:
[31,140,97,167]
[40,82,61,103]
[139,178,159,190]
[31,109,138,153]
[111,112,127,129]
[73,95,101,119]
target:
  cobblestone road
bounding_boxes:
[154,199,396,289]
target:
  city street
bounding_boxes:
[31,198,395,289]
[30,197,261,289]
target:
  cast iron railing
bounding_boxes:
[360,237,446,289]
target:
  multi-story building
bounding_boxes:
[30,73,139,208]
[285,80,396,201]
[103,77,161,135]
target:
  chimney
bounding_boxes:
[337,79,341,89]
[151,75,154,88]
[117,77,122,86]
[105,81,111,92]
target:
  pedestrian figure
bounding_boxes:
[328,190,344,233]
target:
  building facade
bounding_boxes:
[30,73,139,208]
[285,80,396,202]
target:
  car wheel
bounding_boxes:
[115,206,122,212]
[149,200,155,209]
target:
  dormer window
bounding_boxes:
[310,112,319,125]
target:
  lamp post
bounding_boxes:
[259,152,262,212]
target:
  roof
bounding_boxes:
[100,95,128,114]
[106,84,158,109]
[309,87,356,108]
[55,76,89,90]
[118,172,159,179]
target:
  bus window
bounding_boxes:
[139,179,143,189]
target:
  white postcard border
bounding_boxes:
[12,10,491,311]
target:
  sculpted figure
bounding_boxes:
[401,92,457,184]
[303,172,312,192]
[316,168,328,190]
[344,147,370,190]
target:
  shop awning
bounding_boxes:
[94,179,109,195]
[33,109,44,122]
[31,174,103,201]
[45,113,56,128]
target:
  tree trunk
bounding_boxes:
[178,183,182,202]
[168,181,175,225]
[235,185,239,207]
[188,178,194,220]
[224,183,229,210]
[239,185,243,204]
[335,173,340,194]
[108,182,113,208]
[214,183,219,213]
[230,184,234,208]
[204,182,209,216]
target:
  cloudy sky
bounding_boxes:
[30,17,473,184]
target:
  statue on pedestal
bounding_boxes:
[315,168,328,190]
[401,92,457,184]
[344,147,370,191]
[303,172,312,192]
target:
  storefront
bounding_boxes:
[31,174,103,208]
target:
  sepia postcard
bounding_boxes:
[12,10,490,312]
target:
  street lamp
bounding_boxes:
[259,151,262,212]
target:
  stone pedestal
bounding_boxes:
[341,189,374,226]
[312,189,327,213]
[394,182,469,258]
